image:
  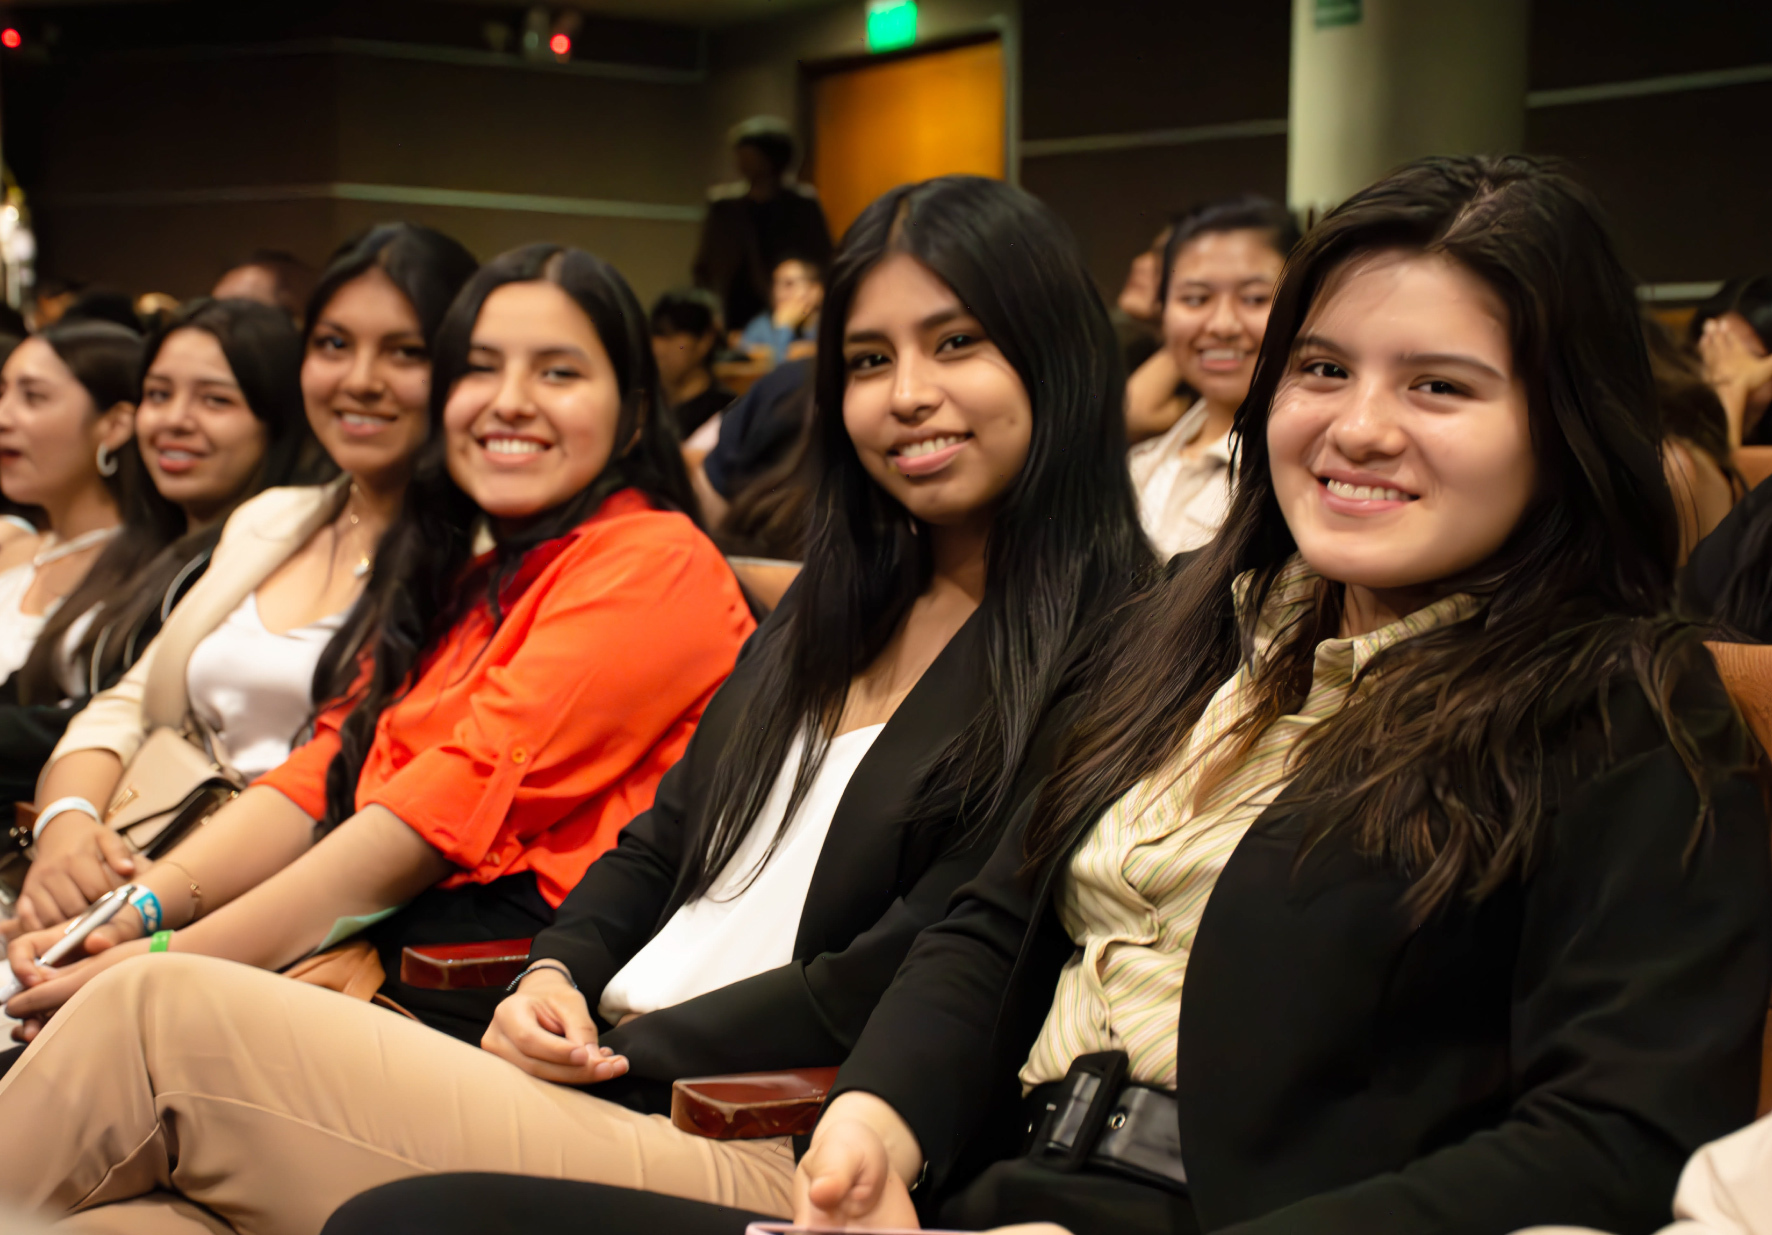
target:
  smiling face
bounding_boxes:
[136,328,269,526]
[0,338,131,510]
[443,280,624,529]
[1163,228,1286,411]
[841,252,1032,535]
[1267,249,1537,603]
[301,268,431,488]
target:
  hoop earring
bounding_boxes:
[95,443,119,478]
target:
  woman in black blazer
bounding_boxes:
[0,177,1150,1231]
[775,157,1772,1235]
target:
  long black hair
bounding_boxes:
[18,300,326,704]
[314,243,696,829]
[1026,155,1704,916]
[304,223,479,355]
[682,175,1152,899]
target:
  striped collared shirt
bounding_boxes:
[1020,557,1480,1090]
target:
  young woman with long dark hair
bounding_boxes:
[1,241,753,1049]
[0,176,1148,1234]
[765,155,1772,1235]
[12,226,475,933]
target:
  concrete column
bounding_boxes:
[1288,0,1530,218]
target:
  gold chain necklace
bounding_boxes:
[342,485,372,579]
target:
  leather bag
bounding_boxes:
[103,726,243,857]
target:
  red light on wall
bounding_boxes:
[548,32,570,56]
[1,29,22,50]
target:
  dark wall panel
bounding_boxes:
[1529,0,1772,90]
[1020,0,1290,140]
[37,200,338,296]
[1021,137,1288,296]
[1526,81,1772,282]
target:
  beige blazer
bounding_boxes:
[40,479,348,794]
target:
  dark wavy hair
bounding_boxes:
[1157,193,1303,306]
[304,224,479,356]
[19,301,326,704]
[681,175,1152,899]
[314,243,697,829]
[1024,155,1705,916]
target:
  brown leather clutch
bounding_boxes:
[399,938,533,990]
[671,1067,840,1140]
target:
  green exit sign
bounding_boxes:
[867,0,917,52]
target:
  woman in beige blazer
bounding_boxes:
[13,224,477,932]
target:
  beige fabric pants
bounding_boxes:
[0,954,797,1235]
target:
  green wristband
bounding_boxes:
[149,930,173,953]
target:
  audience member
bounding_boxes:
[786,156,1770,1235]
[648,287,733,440]
[691,358,811,529]
[29,278,82,330]
[693,117,834,334]
[1126,195,1301,556]
[0,322,141,686]
[738,256,823,364]
[0,175,1150,1232]
[1679,466,1772,641]
[1114,219,1174,372]
[1692,277,1772,447]
[1646,313,1739,560]
[2,242,753,1051]
[59,288,141,333]
[213,250,317,324]
[7,297,329,931]
[3,221,480,937]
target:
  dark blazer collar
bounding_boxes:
[793,603,993,958]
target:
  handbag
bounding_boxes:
[102,725,243,858]
[285,939,417,1019]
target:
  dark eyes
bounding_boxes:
[937,332,980,353]
[1418,379,1463,396]
[1301,360,1348,380]
[846,352,888,372]
[313,335,348,352]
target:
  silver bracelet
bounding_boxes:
[505,960,576,993]
[32,796,101,845]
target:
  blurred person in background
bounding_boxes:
[738,256,823,366]
[694,117,833,336]
[1115,219,1175,374]
[1126,195,1301,557]
[649,288,733,443]
[213,250,317,326]
[29,278,82,331]
[59,288,140,334]
[1644,314,1739,561]
[1693,277,1772,451]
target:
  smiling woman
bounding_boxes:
[790,156,1772,1235]
[14,228,475,935]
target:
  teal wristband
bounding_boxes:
[149,930,173,953]
[127,887,163,935]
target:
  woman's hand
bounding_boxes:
[4,932,150,1033]
[1701,316,1772,448]
[480,966,628,1085]
[794,1093,924,1230]
[11,811,136,932]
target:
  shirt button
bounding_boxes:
[511,747,528,764]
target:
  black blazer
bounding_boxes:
[528,595,1057,1109]
[833,657,1772,1235]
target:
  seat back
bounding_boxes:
[1703,641,1772,1116]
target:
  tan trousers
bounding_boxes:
[0,955,797,1235]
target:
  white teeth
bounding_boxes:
[159,450,197,463]
[898,435,965,459]
[1201,348,1244,361]
[340,412,389,428]
[1326,478,1410,502]
[484,437,545,455]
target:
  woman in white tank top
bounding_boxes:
[13,225,478,933]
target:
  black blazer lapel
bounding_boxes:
[793,605,993,959]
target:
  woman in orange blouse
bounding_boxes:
[4,244,754,1041]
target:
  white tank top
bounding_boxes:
[184,591,347,781]
[0,561,50,683]
[599,723,886,1022]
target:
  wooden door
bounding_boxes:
[809,39,1005,240]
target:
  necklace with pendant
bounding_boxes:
[343,485,372,579]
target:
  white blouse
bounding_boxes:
[0,561,50,683]
[1128,399,1236,559]
[184,592,347,781]
[598,723,886,1022]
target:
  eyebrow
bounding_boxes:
[844,307,971,346]
[1292,334,1508,382]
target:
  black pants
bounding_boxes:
[322,1158,1196,1235]
[364,870,554,1044]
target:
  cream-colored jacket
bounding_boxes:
[38,479,347,796]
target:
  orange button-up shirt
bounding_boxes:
[257,489,755,907]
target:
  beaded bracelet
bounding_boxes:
[505,960,576,993]
[149,930,173,953]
